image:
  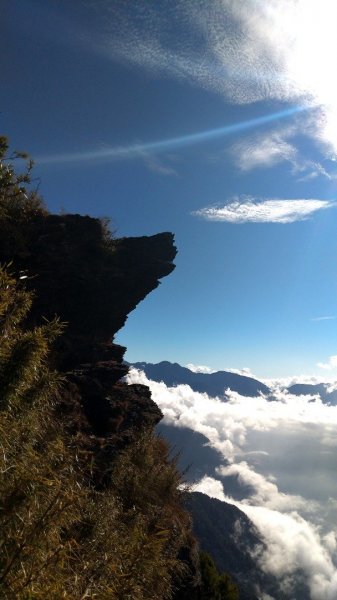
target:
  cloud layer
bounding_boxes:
[193,197,334,224]
[126,368,337,599]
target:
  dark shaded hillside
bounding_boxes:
[188,493,310,600]
[157,424,257,501]
[188,493,262,600]
[157,423,226,482]
[132,360,270,397]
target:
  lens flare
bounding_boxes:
[38,105,309,165]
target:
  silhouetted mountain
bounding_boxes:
[131,361,270,397]
[288,383,337,405]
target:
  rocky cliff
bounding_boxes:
[0,208,178,471]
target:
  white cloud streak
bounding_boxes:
[232,130,297,171]
[37,105,306,165]
[217,462,318,513]
[230,126,336,179]
[193,197,334,224]
[36,1,337,172]
[261,375,337,388]
[311,317,336,322]
[186,363,253,376]
[186,363,216,374]
[126,368,337,598]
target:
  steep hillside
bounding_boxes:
[157,423,226,482]
[187,493,312,600]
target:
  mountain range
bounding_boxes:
[131,360,337,404]
[130,361,270,397]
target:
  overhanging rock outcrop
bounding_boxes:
[0,212,177,468]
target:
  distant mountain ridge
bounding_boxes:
[130,360,270,397]
[288,383,337,405]
[131,360,337,405]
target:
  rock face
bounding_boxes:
[0,212,176,459]
[0,213,176,367]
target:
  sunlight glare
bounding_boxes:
[270,0,337,152]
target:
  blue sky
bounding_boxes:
[3,0,337,378]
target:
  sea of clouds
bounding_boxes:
[126,367,337,600]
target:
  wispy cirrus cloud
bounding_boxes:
[140,152,178,177]
[295,160,337,182]
[98,0,299,104]
[94,0,337,155]
[230,126,336,179]
[231,130,298,172]
[193,197,334,224]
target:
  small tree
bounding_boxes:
[0,136,47,267]
[0,136,46,218]
[198,553,239,600]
